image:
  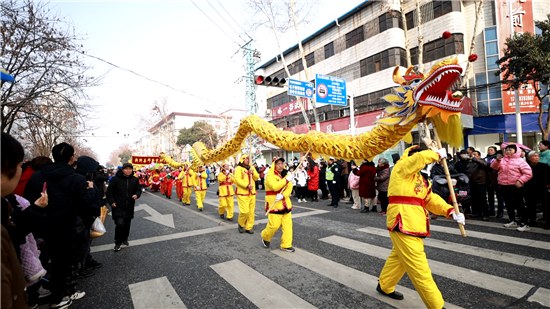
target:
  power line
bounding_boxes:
[82,53,233,108]
[206,1,247,43]
[190,0,241,47]
[215,0,253,40]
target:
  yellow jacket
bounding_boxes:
[217,170,235,197]
[265,168,293,213]
[386,146,454,237]
[193,170,208,191]
[179,167,195,187]
[234,165,259,196]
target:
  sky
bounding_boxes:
[47,0,365,164]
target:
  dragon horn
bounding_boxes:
[392,66,407,85]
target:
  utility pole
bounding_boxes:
[508,0,523,144]
[241,40,262,161]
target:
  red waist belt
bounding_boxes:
[389,196,425,207]
[266,191,278,196]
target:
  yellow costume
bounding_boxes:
[378,146,455,309]
[261,161,294,249]
[179,164,194,205]
[193,169,208,210]
[217,169,235,220]
[234,155,259,232]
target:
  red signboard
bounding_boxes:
[131,156,171,165]
[272,98,309,119]
[496,0,540,113]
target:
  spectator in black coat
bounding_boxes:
[107,163,141,252]
[525,151,550,229]
[24,142,94,307]
[94,165,109,206]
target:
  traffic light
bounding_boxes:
[254,75,287,88]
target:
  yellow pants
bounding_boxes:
[379,231,444,309]
[261,212,293,249]
[219,196,234,219]
[182,187,192,204]
[195,190,206,209]
[237,195,256,230]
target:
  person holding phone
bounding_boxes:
[491,144,533,231]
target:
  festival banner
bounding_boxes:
[495,0,540,113]
[272,98,308,120]
[131,156,172,165]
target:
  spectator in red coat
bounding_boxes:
[13,156,52,196]
[306,158,319,202]
[354,159,377,213]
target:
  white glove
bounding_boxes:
[196,186,200,190]
[436,148,447,160]
[452,213,465,226]
[286,174,294,182]
[275,194,284,202]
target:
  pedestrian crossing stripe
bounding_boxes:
[129,276,186,309]
[461,219,550,235]
[210,259,316,308]
[358,227,550,271]
[271,248,464,309]
[319,235,550,307]
[429,225,550,250]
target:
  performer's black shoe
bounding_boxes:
[333,204,338,208]
[220,214,225,219]
[245,229,254,234]
[376,284,404,300]
[360,208,369,213]
[227,218,233,221]
[238,225,245,233]
[261,238,270,248]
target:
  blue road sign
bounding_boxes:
[287,79,314,99]
[315,74,346,106]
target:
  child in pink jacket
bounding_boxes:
[491,144,533,231]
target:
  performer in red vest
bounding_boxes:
[174,167,183,201]
[159,168,168,195]
[165,174,174,199]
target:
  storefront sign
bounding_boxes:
[131,156,171,165]
[496,0,540,113]
[272,98,308,120]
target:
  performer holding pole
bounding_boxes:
[235,155,259,234]
[218,162,235,221]
[194,165,208,211]
[376,145,465,308]
[179,162,194,206]
[261,157,295,252]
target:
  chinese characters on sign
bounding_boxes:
[272,98,309,120]
[497,0,540,113]
[315,74,347,106]
[287,79,314,99]
[131,156,172,165]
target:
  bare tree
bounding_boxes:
[1,0,100,138]
[400,0,412,68]
[416,0,425,73]
[245,0,317,131]
[135,97,181,160]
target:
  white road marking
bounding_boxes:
[210,259,316,308]
[272,248,463,309]
[429,225,550,250]
[129,276,186,309]
[358,227,550,272]
[135,204,175,228]
[320,235,550,307]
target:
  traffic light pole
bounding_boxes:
[242,40,262,161]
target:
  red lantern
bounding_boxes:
[442,31,452,40]
[468,54,478,62]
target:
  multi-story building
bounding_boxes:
[146,109,244,160]
[255,0,549,162]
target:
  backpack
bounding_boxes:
[348,171,360,189]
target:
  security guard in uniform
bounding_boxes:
[326,156,340,208]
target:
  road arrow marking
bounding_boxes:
[135,204,175,228]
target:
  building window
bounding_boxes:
[406,11,414,29]
[405,1,457,29]
[410,33,464,65]
[324,42,334,59]
[379,13,392,32]
[360,48,407,77]
[345,25,364,49]
[289,59,304,75]
[305,52,315,67]
[267,91,292,109]
[474,27,502,116]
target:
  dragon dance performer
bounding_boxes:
[165,174,174,199]
[235,155,259,234]
[194,165,208,211]
[159,168,167,195]
[261,157,295,252]
[174,166,183,201]
[179,163,194,206]
[149,169,161,192]
[217,162,235,221]
[377,145,465,309]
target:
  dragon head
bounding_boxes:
[376,58,464,126]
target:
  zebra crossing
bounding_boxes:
[122,220,549,309]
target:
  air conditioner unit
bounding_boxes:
[266,109,272,116]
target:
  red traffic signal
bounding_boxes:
[254,75,287,88]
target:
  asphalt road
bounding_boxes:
[64,184,549,309]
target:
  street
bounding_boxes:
[72,185,550,309]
